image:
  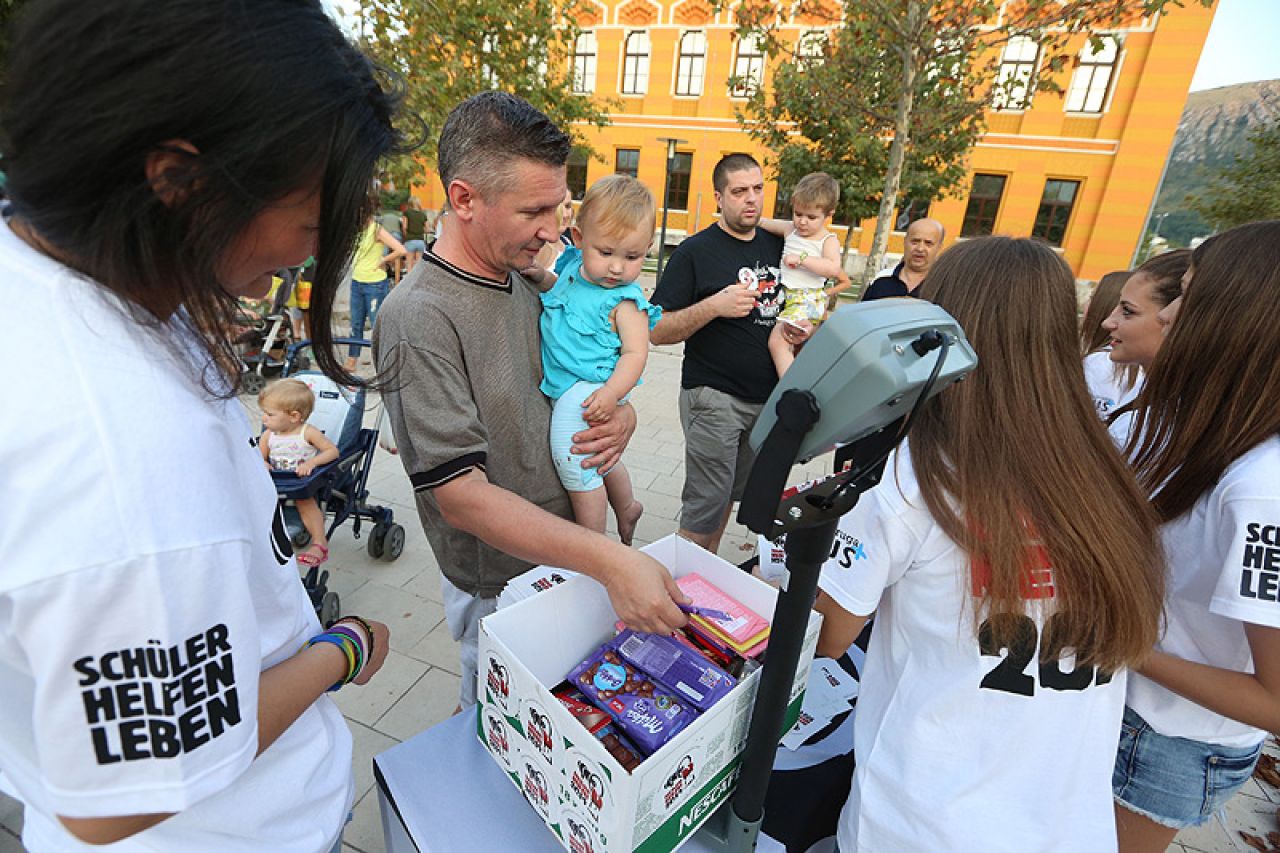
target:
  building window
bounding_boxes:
[895,199,931,231]
[615,148,640,179]
[675,31,706,97]
[1065,36,1120,114]
[960,174,1008,237]
[621,31,650,96]
[796,30,827,70]
[666,152,693,210]
[567,148,589,200]
[571,31,597,94]
[730,33,765,97]
[992,36,1039,110]
[1032,179,1080,247]
[480,33,499,87]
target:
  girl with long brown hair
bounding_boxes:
[1111,221,1280,851]
[1097,250,1191,395]
[1081,270,1139,416]
[813,237,1164,852]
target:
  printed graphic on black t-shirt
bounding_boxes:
[652,225,786,403]
[748,263,783,326]
[1239,522,1280,601]
[73,624,242,765]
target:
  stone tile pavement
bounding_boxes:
[2,321,1276,853]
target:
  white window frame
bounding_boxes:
[480,33,499,87]
[620,31,650,96]
[730,33,765,98]
[992,36,1040,111]
[1064,36,1120,114]
[571,31,597,94]
[796,29,826,70]
[674,30,706,97]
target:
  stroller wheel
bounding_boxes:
[292,529,312,549]
[242,373,267,395]
[367,523,389,559]
[319,591,341,628]
[383,523,406,562]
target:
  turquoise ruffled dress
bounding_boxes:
[538,247,661,401]
[538,247,662,491]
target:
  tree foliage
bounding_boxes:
[732,9,981,260]
[1191,118,1280,231]
[357,0,613,190]
[733,0,1209,280]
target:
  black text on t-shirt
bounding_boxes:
[73,624,242,765]
[1240,523,1280,602]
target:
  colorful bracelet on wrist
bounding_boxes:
[305,624,369,692]
[339,615,377,662]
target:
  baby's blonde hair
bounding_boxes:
[790,172,840,216]
[259,378,315,419]
[576,174,656,243]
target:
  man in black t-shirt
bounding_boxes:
[651,153,810,553]
[861,218,944,301]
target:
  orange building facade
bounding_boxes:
[415,1,1217,281]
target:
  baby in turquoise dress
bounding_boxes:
[524,175,661,545]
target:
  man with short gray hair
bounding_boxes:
[376,93,686,707]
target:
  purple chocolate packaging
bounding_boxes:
[614,629,737,712]
[568,642,696,755]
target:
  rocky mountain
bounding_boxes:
[1152,79,1280,245]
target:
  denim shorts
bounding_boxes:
[404,238,426,253]
[1113,706,1262,828]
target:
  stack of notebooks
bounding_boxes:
[677,572,770,659]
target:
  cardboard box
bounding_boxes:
[477,535,821,853]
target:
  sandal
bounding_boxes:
[297,543,329,568]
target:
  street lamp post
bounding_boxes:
[655,137,687,281]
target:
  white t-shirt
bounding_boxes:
[1083,350,1140,418]
[1127,437,1280,747]
[0,221,353,852]
[818,445,1125,853]
[780,230,834,290]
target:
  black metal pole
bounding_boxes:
[656,144,675,281]
[726,517,840,846]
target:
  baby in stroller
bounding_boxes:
[258,378,338,567]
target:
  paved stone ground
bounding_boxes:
[3,272,1276,852]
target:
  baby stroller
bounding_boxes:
[270,338,405,625]
[236,269,305,395]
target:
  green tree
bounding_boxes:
[733,14,978,270]
[734,0,1211,284]
[1191,118,1280,231]
[357,0,613,189]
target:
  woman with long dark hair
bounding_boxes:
[1098,251,1191,381]
[1111,221,1280,851]
[0,1,405,849]
[814,237,1164,851]
[1081,270,1138,416]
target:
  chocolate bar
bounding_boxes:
[613,629,736,712]
[553,685,645,772]
[567,643,695,755]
